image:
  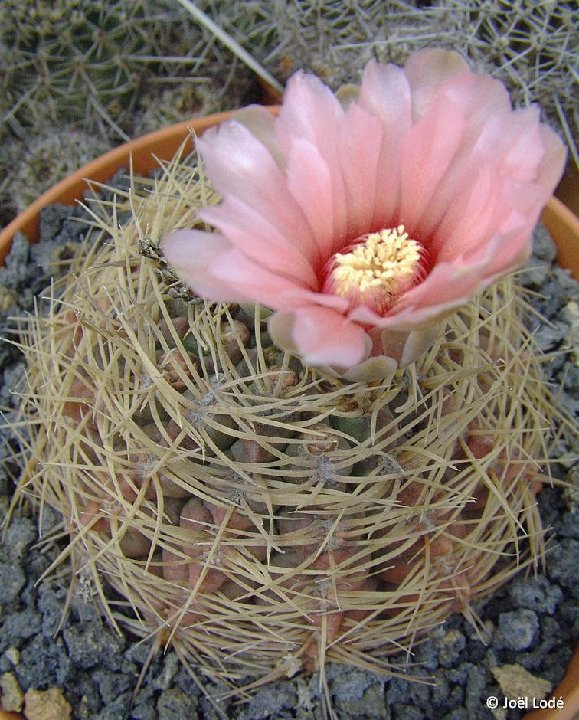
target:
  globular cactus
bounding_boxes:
[11,129,112,213]
[0,0,257,142]
[1,0,162,139]
[0,138,23,228]
[133,80,225,137]
[17,148,558,692]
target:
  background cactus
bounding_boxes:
[0,0,273,231]
[11,129,112,213]
[133,80,225,137]
[1,0,259,140]
[15,147,564,692]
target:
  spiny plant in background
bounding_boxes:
[1,0,166,140]
[234,0,577,163]
[11,129,112,214]
[0,140,23,229]
[0,0,273,232]
[254,0,424,83]
[14,146,566,695]
[0,0,261,143]
[134,79,225,137]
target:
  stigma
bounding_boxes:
[323,226,427,314]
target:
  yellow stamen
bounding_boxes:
[327,225,425,313]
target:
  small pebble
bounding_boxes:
[508,575,563,615]
[0,670,24,712]
[3,518,36,561]
[5,648,20,666]
[0,561,26,605]
[491,663,552,702]
[157,687,197,720]
[438,629,467,667]
[24,687,72,720]
[547,538,579,597]
[496,609,539,651]
[532,225,558,263]
[523,258,551,286]
[241,682,296,720]
[533,320,568,351]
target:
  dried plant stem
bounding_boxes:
[173,0,284,95]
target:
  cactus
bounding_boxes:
[133,80,225,137]
[0,0,259,142]
[1,0,161,139]
[11,129,112,213]
[0,137,23,228]
[14,145,565,695]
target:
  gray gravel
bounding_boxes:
[0,197,577,719]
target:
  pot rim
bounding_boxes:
[0,112,577,720]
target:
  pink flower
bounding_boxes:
[163,49,565,381]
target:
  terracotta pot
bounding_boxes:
[0,114,577,720]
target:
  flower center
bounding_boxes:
[324,225,427,314]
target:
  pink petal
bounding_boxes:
[432,165,505,261]
[209,249,314,311]
[496,106,545,182]
[276,73,349,249]
[341,356,398,383]
[275,71,344,155]
[399,95,467,231]
[455,184,543,279]
[439,73,511,138]
[233,105,284,165]
[200,199,318,288]
[536,126,567,193]
[268,307,370,366]
[414,102,557,256]
[369,325,441,367]
[397,325,442,367]
[357,61,412,225]
[414,100,510,240]
[359,61,412,127]
[337,102,384,237]
[481,217,534,279]
[433,106,554,225]
[367,327,409,364]
[404,49,469,120]
[162,229,245,302]
[286,139,336,259]
[197,121,318,260]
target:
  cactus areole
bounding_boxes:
[18,49,569,694]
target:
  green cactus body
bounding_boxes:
[1,0,152,136]
[0,0,256,140]
[12,129,112,212]
[17,149,561,690]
